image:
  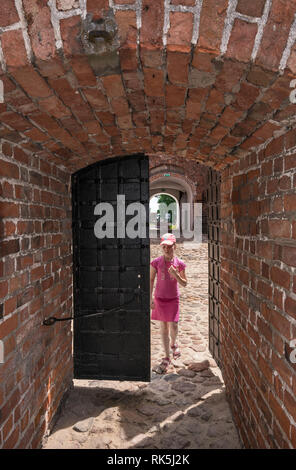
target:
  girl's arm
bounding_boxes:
[176,269,187,287]
[150,266,157,307]
[168,266,187,287]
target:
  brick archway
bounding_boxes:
[0,1,296,449]
[0,1,295,172]
[150,169,197,233]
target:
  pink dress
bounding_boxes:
[150,256,186,323]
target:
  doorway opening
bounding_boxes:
[149,193,180,239]
[71,153,150,382]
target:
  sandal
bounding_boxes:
[153,357,171,374]
[171,344,181,360]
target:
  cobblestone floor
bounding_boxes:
[42,241,242,449]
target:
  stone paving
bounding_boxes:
[42,240,242,449]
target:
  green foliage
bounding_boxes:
[157,194,176,206]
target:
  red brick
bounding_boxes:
[0,314,18,340]
[48,77,80,107]
[268,219,291,239]
[143,68,164,97]
[167,50,190,84]
[257,0,296,71]
[11,66,52,99]
[247,65,275,87]
[192,49,216,72]
[252,122,278,142]
[0,1,19,26]
[38,95,71,119]
[165,84,186,108]
[60,15,83,56]
[96,111,115,126]
[261,85,288,109]
[285,296,296,321]
[15,148,31,166]
[140,45,163,68]
[101,74,125,98]
[3,221,16,237]
[284,153,296,171]
[115,10,137,46]
[119,46,138,71]
[0,159,19,179]
[0,111,31,132]
[3,424,20,449]
[171,0,195,4]
[219,107,244,128]
[23,0,55,61]
[292,425,296,448]
[111,97,130,116]
[236,0,266,17]
[185,88,208,119]
[86,0,109,20]
[283,193,296,213]
[1,29,28,68]
[198,0,228,53]
[83,120,101,134]
[205,88,224,114]
[141,0,164,46]
[117,114,133,130]
[0,202,19,218]
[216,60,246,92]
[83,88,109,110]
[285,129,296,149]
[167,12,193,48]
[264,136,284,158]
[270,266,291,290]
[257,279,273,298]
[30,112,62,134]
[279,245,296,267]
[70,56,97,87]
[24,127,49,142]
[226,19,258,62]
[284,389,296,421]
[35,56,65,80]
[210,124,229,141]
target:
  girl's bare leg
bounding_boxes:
[160,321,170,358]
[169,321,178,347]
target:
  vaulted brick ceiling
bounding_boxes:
[1,0,296,173]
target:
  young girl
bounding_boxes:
[150,233,187,374]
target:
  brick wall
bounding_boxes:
[149,155,208,201]
[0,140,73,448]
[220,131,296,448]
[0,2,296,174]
[0,0,296,450]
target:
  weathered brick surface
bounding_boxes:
[0,141,73,449]
[22,0,56,62]
[0,2,294,171]
[220,133,296,449]
[0,0,296,451]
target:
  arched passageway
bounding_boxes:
[43,234,242,450]
[149,192,180,235]
[0,0,296,449]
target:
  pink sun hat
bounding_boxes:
[160,233,176,246]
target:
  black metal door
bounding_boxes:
[207,168,221,367]
[72,154,150,381]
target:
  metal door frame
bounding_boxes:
[207,168,221,367]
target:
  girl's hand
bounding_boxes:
[168,265,178,279]
[150,298,155,309]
